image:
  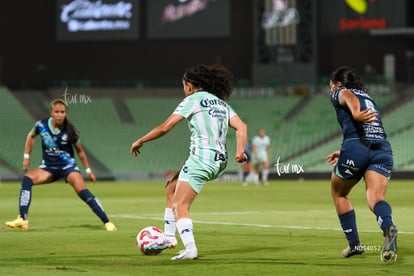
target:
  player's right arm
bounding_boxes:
[229,115,248,163]
[266,138,271,160]
[23,129,37,171]
[251,137,258,159]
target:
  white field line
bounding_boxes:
[112,214,414,235]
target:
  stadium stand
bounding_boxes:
[1,85,413,180]
[0,87,42,179]
[268,93,339,164]
[384,96,414,171]
[389,127,414,170]
[227,95,302,171]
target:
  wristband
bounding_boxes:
[85,168,92,174]
[23,153,30,159]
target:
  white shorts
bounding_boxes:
[178,155,227,193]
[252,151,268,164]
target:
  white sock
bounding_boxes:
[253,173,259,185]
[176,218,196,250]
[262,169,269,182]
[164,208,176,236]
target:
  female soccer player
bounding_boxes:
[130,64,248,260]
[251,128,271,186]
[5,99,116,231]
[326,66,397,262]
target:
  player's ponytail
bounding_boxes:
[65,119,79,143]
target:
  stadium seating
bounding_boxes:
[1,86,412,180]
[271,93,338,160]
[0,87,42,178]
[390,127,414,170]
[226,96,302,171]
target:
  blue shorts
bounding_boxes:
[245,151,252,163]
[334,139,393,181]
[39,163,81,182]
[178,155,227,194]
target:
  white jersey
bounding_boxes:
[173,91,236,166]
[252,135,270,163]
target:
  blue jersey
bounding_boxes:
[330,87,387,141]
[34,117,78,167]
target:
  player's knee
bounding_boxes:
[331,186,350,198]
[21,175,34,188]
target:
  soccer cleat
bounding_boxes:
[161,235,178,249]
[342,244,365,258]
[5,215,29,230]
[171,248,198,260]
[104,221,117,231]
[381,225,398,263]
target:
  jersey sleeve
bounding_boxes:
[228,104,237,119]
[173,96,196,119]
[330,87,347,108]
[252,136,259,146]
[33,120,41,135]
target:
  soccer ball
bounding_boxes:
[136,226,164,255]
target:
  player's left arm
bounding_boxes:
[229,115,248,163]
[266,146,271,162]
[326,150,340,166]
[266,137,271,160]
[74,141,96,183]
[339,89,377,123]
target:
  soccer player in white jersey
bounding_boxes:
[252,128,271,185]
[130,64,248,260]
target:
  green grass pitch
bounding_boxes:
[0,179,413,275]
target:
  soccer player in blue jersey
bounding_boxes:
[241,139,253,186]
[326,66,397,262]
[130,64,248,260]
[5,99,116,231]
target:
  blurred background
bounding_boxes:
[1,0,414,181]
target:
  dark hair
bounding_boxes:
[330,66,367,92]
[183,64,233,100]
[65,119,79,143]
[50,99,79,143]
